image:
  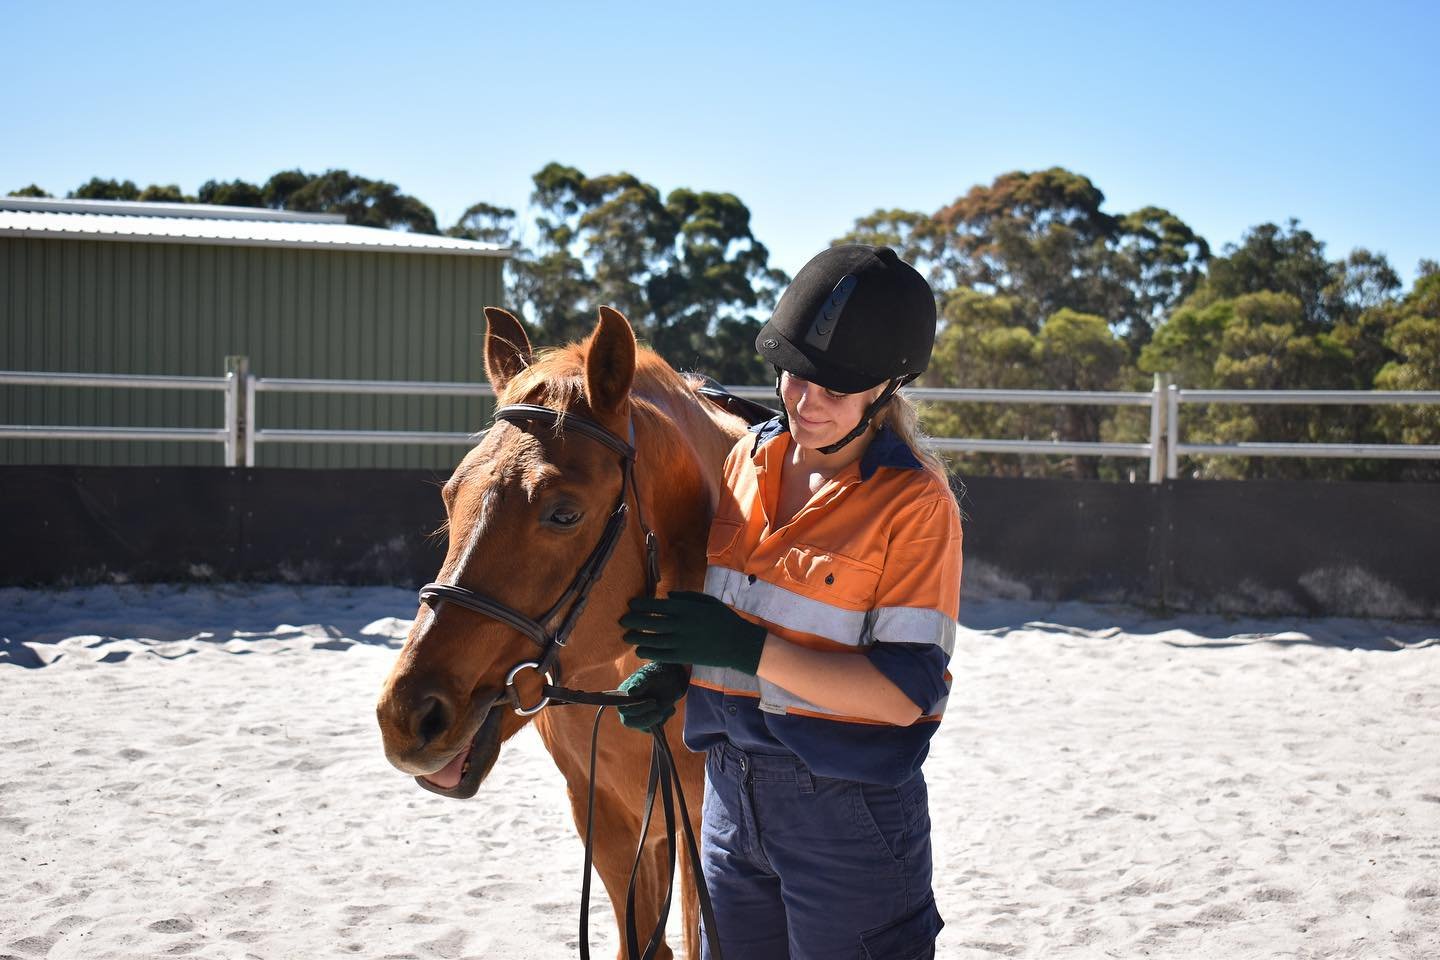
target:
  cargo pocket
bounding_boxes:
[859,895,944,960]
[779,542,880,606]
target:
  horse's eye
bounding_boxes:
[546,507,582,528]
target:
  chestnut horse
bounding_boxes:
[376,305,747,959]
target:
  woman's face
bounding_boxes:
[779,371,885,451]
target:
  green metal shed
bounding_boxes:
[1,196,509,468]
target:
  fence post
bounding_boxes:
[245,374,258,468]
[1149,372,1170,483]
[225,355,249,467]
[1166,384,1181,479]
[223,371,237,467]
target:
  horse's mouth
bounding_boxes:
[415,699,506,800]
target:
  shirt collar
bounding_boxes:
[748,414,788,455]
[748,415,922,481]
[858,424,924,480]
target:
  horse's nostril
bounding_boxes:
[415,694,452,748]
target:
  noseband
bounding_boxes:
[417,403,660,715]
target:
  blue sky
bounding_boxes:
[5,0,1437,285]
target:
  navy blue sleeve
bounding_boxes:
[867,642,949,715]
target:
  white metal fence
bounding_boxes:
[0,370,243,465]
[4,365,1440,481]
[242,375,493,465]
[1163,387,1440,477]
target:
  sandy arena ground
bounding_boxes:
[1,584,1437,959]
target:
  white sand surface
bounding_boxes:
[1,585,1437,960]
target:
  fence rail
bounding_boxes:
[1164,386,1440,478]
[0,369,241,466]
[5,363,1440,480]
[243,376,492,464]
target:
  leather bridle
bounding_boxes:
[413,401,722,960]
[418,403,659,718]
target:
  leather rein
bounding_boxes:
[414,402,723,960]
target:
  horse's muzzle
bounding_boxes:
[412,697,506,800]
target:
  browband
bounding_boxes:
[494,404,636,463]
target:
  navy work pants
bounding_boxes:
[699,742,943,960]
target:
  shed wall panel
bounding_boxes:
[0,236,503,469]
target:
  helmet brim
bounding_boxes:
[755,322,885,395]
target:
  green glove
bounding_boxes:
[616,661,690,731]
[620,590,768,675]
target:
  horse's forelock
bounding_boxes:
[499,340,695,412]
[500,344,588,410]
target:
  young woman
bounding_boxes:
[619,243,962,960]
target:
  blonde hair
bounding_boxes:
[874,391,958,499]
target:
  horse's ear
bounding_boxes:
[584,306,637,415]
[483,307,532,393]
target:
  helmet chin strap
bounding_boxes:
[773,368,907,456]
[773,368,790,433]
[816,378,904,455]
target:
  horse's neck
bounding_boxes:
[633,388,744,514]
[626,388,744,598]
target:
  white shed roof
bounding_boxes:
[0,197,510,257]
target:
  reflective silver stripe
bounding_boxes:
[695,666,876,719]
[704,565,868,646]
[693,673,871,719]
[699,567,954,721]
[867,606,957,657]
[758,677,952,720]
[691,665,832,717]
[758,677,839,716]
[695,651,954,723]
[692,663,760,694]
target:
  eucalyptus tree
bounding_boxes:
[506,162,787,382]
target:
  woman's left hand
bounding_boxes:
[620,591,767,675]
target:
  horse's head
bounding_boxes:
[376,304,652,797]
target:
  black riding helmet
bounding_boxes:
[756,243,936,453]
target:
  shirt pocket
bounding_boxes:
[706,518,744,564]
[780,542,881,607]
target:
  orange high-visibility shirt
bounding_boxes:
[684,417,962,785]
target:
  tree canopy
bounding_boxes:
[842,167,1209,354]
[839,168,1428,479]
[508,162,787,382]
